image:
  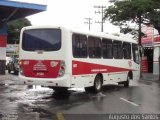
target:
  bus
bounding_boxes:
[19,26,140,94]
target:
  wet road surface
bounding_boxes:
[0,74,160,120]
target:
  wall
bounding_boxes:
[0,23,7,74]
[153,46,160,75]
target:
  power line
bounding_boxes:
[94,5,106,32]
[84,18,92,31]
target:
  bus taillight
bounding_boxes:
[19,60,24,75]
[58,60,66,77]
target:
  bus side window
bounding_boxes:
[123,42,131,59]
[72,34,87,58]
[88,36,101,58]
[132,44,139,64]
[102,38,113,59]
[113,41,123,59]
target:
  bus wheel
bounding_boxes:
[85,75,103,93]
[94,75,103,93]
[124,75,130,88]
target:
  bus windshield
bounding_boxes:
[22,29,61,51]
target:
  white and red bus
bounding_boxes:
[19,26,140,94]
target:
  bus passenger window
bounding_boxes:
[132,44,139,64]
[123,42,131,59]
[113,41,123,59]
[102,39,113,59]
[88,36,101,58]
[72,34,87,58]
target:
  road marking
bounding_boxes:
[120,97,139,107]
[56,112,65,120]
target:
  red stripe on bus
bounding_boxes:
[72,60,132,75]
[0,35,7,47]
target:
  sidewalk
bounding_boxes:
[140,73,159,81]
[0,74,19,85]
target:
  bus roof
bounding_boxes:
[22,25,137,44]
[70,29,137,44]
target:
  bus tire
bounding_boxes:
[124,75,130,88]
[93,75,103,93]
[85,75,103,93]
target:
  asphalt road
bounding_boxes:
[0,73,160,120]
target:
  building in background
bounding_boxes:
[141,26,160,75]
[0,0,47,74]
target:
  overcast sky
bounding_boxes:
[10,0,120,34]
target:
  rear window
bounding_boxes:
[22,29,61,51]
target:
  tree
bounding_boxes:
[104,0,160,45]
[7,18,32,44]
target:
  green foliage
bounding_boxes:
[104,0,160,35]
[7,18,31,44]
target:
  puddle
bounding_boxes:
[92,92,106,98]
[28,85,51,91]
[138,80,152,85]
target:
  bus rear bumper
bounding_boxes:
[18,74,71,88]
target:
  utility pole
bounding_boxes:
[84,18,92,31]
[94,5,106,32]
